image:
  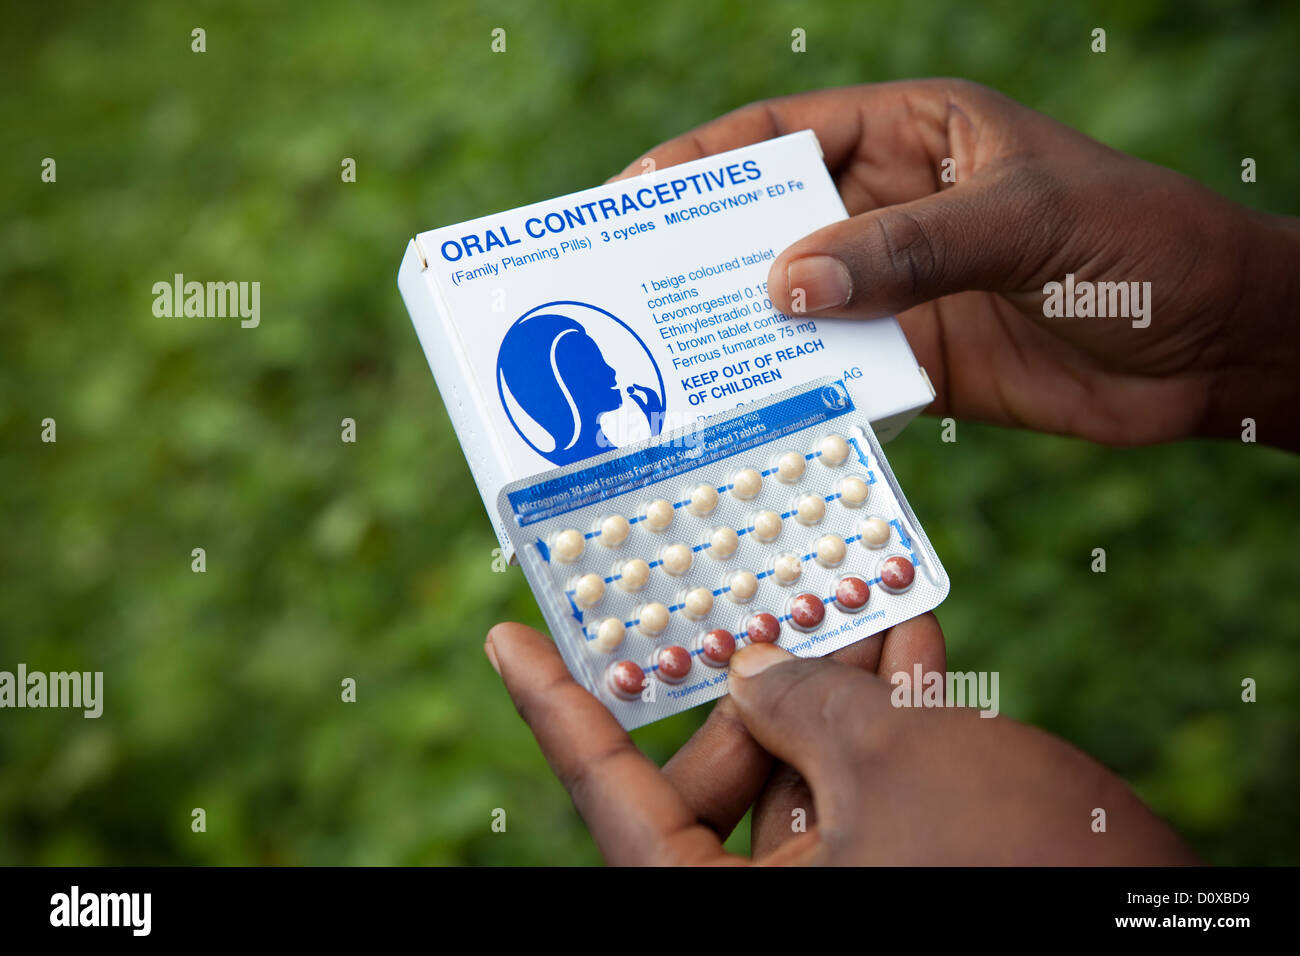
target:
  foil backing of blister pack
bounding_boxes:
[497,376,950,730]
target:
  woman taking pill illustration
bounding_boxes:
[497,305,667,466]
[486,78,1299,865]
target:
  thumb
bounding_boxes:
[768,175,1049,319]
[726,643,895,791]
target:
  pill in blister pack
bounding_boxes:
[497,377,950,730]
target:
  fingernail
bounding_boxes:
[787,256,852,313]
[730,642,794,678]
[483,635,501,676]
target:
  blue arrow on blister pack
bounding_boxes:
[889,519,912,549]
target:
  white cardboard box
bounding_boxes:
[398,130,935,553]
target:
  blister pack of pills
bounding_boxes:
[497,376,950,730]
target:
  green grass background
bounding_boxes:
[1,0,1297,864]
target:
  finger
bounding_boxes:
[726,644,895,797]
[662,622,897,837]
[607,80,955,186]
[753,827,827,866]
[877,612,946,682]
[661,695,774,838]
[486,622,729,865]
[767,163,1064,319]
[749,614,946,853]
[752,761,816,858]
[826,630,883,672]
[821,611,943,676]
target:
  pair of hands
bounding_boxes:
[487,79,1298,864]
[485,616,1196,865]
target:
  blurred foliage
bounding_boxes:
[1,0,1297,865]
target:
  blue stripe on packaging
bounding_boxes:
[508,379,855,526]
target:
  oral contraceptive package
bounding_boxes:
[398,131,935,555]
[498,376,949,730]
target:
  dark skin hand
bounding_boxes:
[485,618,1198,864]
[613,79,1300,450]
[484,616,945,865]
[478,79,1300,864]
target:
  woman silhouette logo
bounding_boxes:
[496,301,667,466]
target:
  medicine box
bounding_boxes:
[397,130,935,553]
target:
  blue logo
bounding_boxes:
[821,382,848,410]
[496,301,667,466]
